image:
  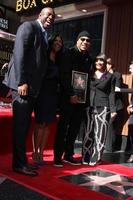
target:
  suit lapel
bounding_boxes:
[93,72,111,86]
[34,21,47,49]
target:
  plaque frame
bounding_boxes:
[72,70,88,103]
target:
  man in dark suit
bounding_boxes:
[105,58,124,152]
[3,7,55,176]
[126,62,133,162]
[54,31,93,167]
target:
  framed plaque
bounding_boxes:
[72,70,88,103]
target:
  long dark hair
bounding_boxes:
[48,33,63,64]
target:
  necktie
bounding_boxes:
[43,31,48,47]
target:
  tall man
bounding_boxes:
[54,31,93,167]
[105,58,124,152]
[3,7,55,176]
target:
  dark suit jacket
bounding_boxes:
[113,71,124,111]
[131,94,133,105]
[3,20,48,97]
[59,46,93,104]
[90,72,116,113]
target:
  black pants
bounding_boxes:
[128,124,133,153]
[12,90,43,168]
[54,102,84,161]
[105,109,123,152]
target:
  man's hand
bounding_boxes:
[18,84,28,96]
[70,95,79,104]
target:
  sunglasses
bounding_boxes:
[80,38,90,43]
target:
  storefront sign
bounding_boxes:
[16,0,54,12]
[0,18,8,30]
[0,38,13,71]
[16,0,84,13]
[0,38,13,98]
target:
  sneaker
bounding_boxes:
[54,160,63,167]
[82,158,90,165]
[82,161,89,165]
[63,157,81,165]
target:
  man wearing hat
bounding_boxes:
[54,31,93,167]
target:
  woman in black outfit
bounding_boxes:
[32,33,63,164]
[82,53,117,166]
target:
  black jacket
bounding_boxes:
[113,71,124,111]
[90,72,116,113]
[59,46,93,102]
[131,94,133,106]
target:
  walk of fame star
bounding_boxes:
[61,169,133,199]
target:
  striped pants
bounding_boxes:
[82,107,110,165]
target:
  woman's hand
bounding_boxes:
[111,112,117,118]
[127,105,133,114]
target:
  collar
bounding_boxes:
[74,45,88,56]
[37,19,46,33]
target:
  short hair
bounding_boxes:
[96,53,107,61]
[95,53,107,70]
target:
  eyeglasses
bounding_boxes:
[80,38,90,43]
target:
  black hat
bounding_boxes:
[77,31,91,40]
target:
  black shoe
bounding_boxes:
[54,160,63,167]
[13,166,38,176]
[82,161,89,165]
[89,159,102,166]
[63,156,81,165]
[26,163,39,170]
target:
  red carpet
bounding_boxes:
[1,109,133,199]
[0,108,57,154]
[0,151,133,200]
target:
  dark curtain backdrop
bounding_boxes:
[49,12,104,58]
